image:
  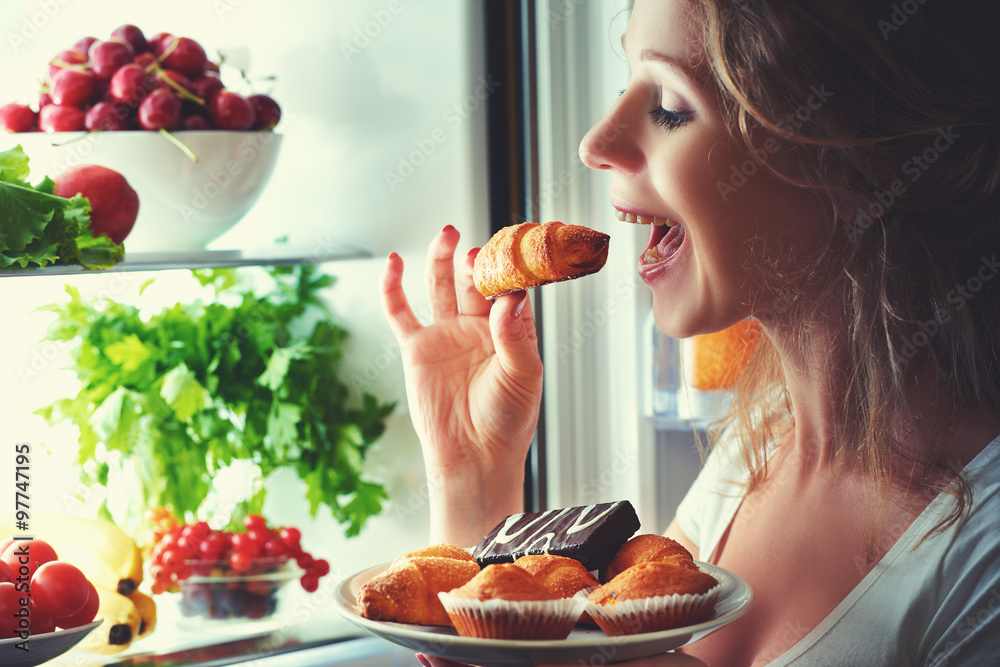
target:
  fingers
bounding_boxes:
[380,252,422,342]
[488,290,543,387]
[457,247,492,317]
[426,225,462,321]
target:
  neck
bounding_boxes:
[760,306,1000,482]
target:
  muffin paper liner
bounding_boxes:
[438,592,589,640]
[585,583,722,636]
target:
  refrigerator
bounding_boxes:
[0,0,710,662]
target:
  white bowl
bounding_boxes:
[6,130,282,252]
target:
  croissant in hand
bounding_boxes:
[356,556,480,626]
[473,221,610,299]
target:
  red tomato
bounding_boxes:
[0,560,13,583]
[0,582,24,639]
[0,537,16,557]
[1,539,58,582]
[30,561,91,620]
[55,580,99,629]
[28,598,57,635]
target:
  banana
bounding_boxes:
[79,585,142,654]
[128,590,157,639]
[0,513,143,595]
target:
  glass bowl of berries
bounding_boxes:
[147,514,329,628]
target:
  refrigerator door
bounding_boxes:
[525,0,704,533]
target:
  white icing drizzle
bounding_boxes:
[476,502,624,558]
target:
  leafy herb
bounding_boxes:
[37,265,395,537]
[0,145,123,270]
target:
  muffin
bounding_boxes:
[602,534,699,581]
[513,554,600,597]
[514,554,600,627]
[438,563,588,639]
[586,561,721,635]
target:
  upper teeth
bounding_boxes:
[614,209,677,227]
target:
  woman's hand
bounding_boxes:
[380,225,544,546]
[416,651,709,667]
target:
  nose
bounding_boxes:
[578,96,642,174]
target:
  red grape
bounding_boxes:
[89,40,134,79]
[279,527,301,549]
[210,90,256,130]
[161,36,208,76]
[38,103,85,132]
[85,101,131,131]
[249,94,281,129]
[300,572,320,593]
[229,550,252,574]
[0,103,37,132]
[47,48,88,83]
[244,514,267,533]
[110,62,154,106]
[49,68,97,107]
[137,88,181,130]
[111,24,147,54]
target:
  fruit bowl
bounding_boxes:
[6,130,282,252]
[174,557,299,626]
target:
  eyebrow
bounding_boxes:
[620,32,704,84]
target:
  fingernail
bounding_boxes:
[512,291,528,318]
[441,224,456,234]
[416,654,432,667]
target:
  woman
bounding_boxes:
[380,0,1000,664]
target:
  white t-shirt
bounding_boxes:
[676,434,1000,666]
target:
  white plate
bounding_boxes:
[0,621,102,667]
[335,561,753,665]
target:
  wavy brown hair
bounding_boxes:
[691,0,1000,539]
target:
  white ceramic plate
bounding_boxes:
[335,561,753,666]
[0,621,102,667]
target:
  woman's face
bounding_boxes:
[579,0,833,337]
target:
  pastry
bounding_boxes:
[394,543,476,564]
[356,556,480,626]
[437,563,588,639]
[472,500,640,572]
[514,554,600,628]
[602,533,698,582]
[472,221,610,299]
[586,561,721,635]
[513,554,599,598]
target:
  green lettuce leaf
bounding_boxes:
[0,145,124,270]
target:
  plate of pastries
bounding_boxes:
[334,501,753,665]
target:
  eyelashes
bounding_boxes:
[617,89,692,131]
[649,107,693,130]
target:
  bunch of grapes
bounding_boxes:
[0,23,280,134]
[147,513,328,595]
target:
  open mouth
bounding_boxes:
[614,208,684,265]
